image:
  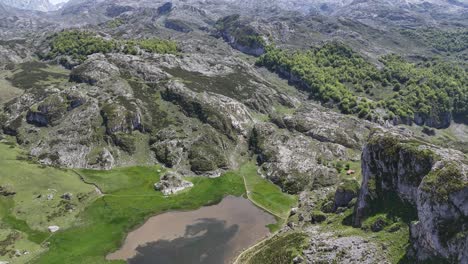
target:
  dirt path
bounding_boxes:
[71,169,104,197]
[241,173,286,221]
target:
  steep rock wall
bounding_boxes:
[354,132,467,263]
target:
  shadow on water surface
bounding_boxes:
[129,218,239,264]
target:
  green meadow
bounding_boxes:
[0,139,297,263]
[240,162,297,225]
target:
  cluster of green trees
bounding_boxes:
[46,30,118,62]
[401,28,468,53]
[257,43,379,118]
[379,55,467,121]
[46,30,178,62]
[257,43,467,124]
[131,38,178,54]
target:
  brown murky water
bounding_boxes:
[107,196,275,264]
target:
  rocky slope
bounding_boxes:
[354,131,468,263]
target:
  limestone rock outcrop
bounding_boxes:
[354,131,467,263]
[154,171,194,196]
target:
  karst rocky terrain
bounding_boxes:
[0,0,467,263]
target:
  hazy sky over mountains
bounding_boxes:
[50,0,68,4]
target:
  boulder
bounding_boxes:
[311,211,327,224]
[293,255,304,263]
[48,226,60,233]
[61,192,73,200]
[370,216,388,232]
[0,185,16,196]
[290,207,299,216]
[154,172,194,196]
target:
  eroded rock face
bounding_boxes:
[162,81,254,139]
[26,93,85,127]
[354,131,468,262]
[283,106,372,149]
[251,122,340,194]
[69,55,120,85]
[414,111,452,129]
[216,15,266,57]
[0,45,23,70]
[101,102,143,135]
[334,179,359,210]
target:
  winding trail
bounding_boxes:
[240,172,287,221]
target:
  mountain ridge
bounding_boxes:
[0,0,56,11]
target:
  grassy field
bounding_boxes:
[0,77,22,105]
[0,136,297,263]
[33,166,246,264]
[0,140,98,263]
[36,163,296,263]
[241,162,297,221]
[7,61,70,91]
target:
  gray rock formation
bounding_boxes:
[303,226,388,264]
[163,80,254,139]
[251,122,340,193]
[216,15,267,56]
[154,171,194,195]
[354,131,467,262]
[0,185,16,196]
[70,55,120,85]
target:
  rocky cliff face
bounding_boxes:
[216,15,267,57]
[354,132,468,263]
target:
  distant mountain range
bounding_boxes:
[0,0,57,11]
[1,0,466,13]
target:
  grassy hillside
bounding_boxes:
[0,139,98,263]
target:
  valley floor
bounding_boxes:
[0,138,295,264]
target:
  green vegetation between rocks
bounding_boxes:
[245,232,308,264]
[401,28,468,53]
[215,14,266,50]
[7,61,69,91]
[320,207,411,264]
[241,162,297,230]
[422,162,466,202]
[45,30,178,62]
